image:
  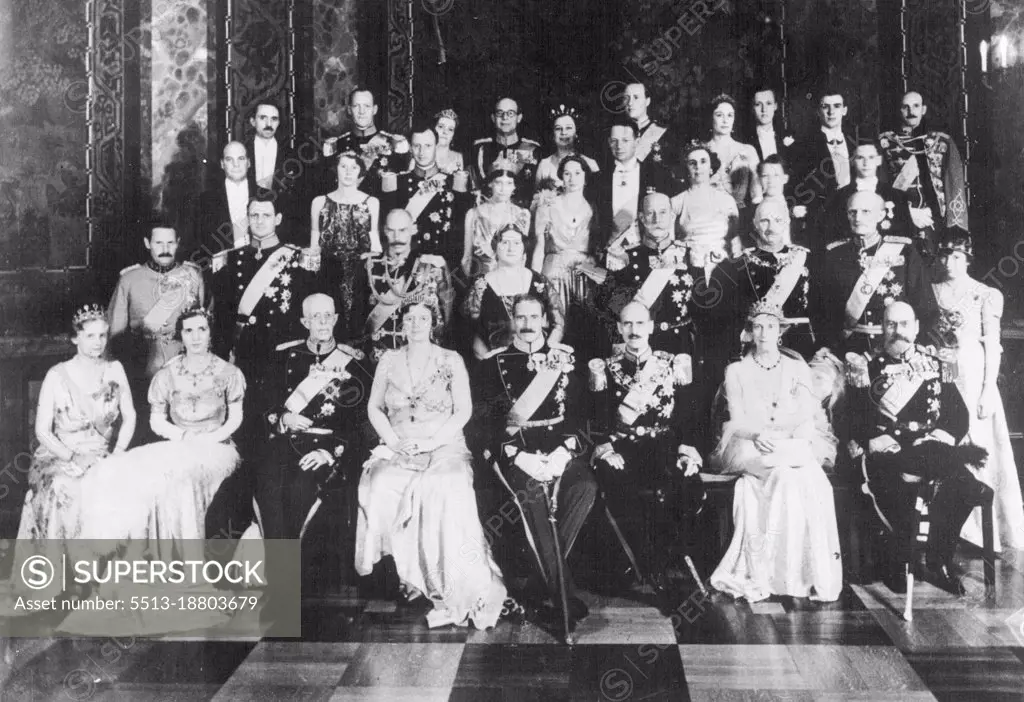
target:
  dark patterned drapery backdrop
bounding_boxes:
[224,0,291,143]
[310,0,360,140]
[387,0,413,134]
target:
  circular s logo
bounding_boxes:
[21,554,55,590]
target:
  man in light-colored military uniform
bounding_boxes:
[108,223,203,441]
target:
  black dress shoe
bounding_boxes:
[535,596,589,633]
[921,561,965,595]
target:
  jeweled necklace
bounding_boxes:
[752,351,781,371]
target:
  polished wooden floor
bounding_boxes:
[2,544,1023,701]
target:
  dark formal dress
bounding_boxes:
[318,196,374,339]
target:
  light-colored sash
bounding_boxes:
[633,268,675,309]
[238,247,295,317]
[405,187,440,222]
[283,348,354,413]
[892,153,920,192]
[617,356,665,427]
[877,373,926,420]
[762,249,807,310]
[367,287,408,335]
[636,123,667,162]
[843,241,906,335]
[141,275,190,331]
[507,366,563,435]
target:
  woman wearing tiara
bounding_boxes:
[461,168,533,278]
[709,302,842,602]
[673,141,740,280]
[533,105,600,186]
[16,304,136,544]
[705,94,761,211]
[434,109,465,175]
[931,230,1024,550]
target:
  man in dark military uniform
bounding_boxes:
[589,301,703,599]
[477,293,597,633]
[878,91,968,259]
[209,191,320,386]
[364,208,453,360]
[257,293,374,608]
[321,88,410,197]
[594,191,698,357]
[709,199,815,360]
[813,191,935,354]
[846,301,991,593]
[108,222,203,443]
[624,82,678,176]
[470,97,540,207]
[380,124,469,272]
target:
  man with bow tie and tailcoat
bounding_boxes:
[789,88,855,221]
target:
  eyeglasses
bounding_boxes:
[494,110,519,119]
[757,216,789,226]
[306,313,338,323]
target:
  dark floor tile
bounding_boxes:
[770,611,894,646]
[568,644,688,702]
[904,647,1024,701]
[672,595,782,645]
[452,644,571,690]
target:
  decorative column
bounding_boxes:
[386,0,413,134]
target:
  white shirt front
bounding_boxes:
[756,127,777,158]
[855,177,879,192]
[253,138,278,188]
[224,178,250,247]
[822,127,850,188]
[611,158,641,233]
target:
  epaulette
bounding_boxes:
[337,342,366,360]
[520,138,540,147]
[549,342,574,353]
[653,350,674,362]
[482,346,507,360]
[473,137,493,146]
[275,339,304,351]
[929,130,951,140]
[671,352,693,386]
[181,261,201,271]
[825,239,850,252]
[211,249,230,273]
[883,235,912,245]
[119,263,142,276]
[844,351,871,389]
[790,244,810,253]
[742,246,756,255]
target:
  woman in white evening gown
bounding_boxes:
[709,302,842,602]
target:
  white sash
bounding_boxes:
[762,249,807,310]
[617,356,666,427]
[405,187,440,222]
[141,278,187,331]
[636,123,667,162]
[238,247,295,317]
[283,348,354,413]
[507,366,563,435]
[892,154,920,192]
[633,268,674,309]
[877,373,926,421]
[843,241,906,334]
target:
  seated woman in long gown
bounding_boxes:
[463,223,565,359]
[931,230,1024,550]
[17,305,136,546]
[709,301,842,602]
[355,301,509,629]
[673,141,740,281]
[461,169,533,278]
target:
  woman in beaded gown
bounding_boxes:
[461,169,533,278]
[16,306,136,547]
[533,155,595,328]
[705,94,761,211]
[356,301,509,629]
[931,231,1024,550]
[463,224,564,359]
[311,150,382,339]
[672,142,740,281]
[709,303,842,602]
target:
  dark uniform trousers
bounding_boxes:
[498,456,596,600]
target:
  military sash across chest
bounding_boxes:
[891,151,921,193]
[237,247,296,318]
[876,362,937,420]
[616,356,667,427]
[635,123,666,163]
[633,267,675,309]
[761,249,808,318]
[506,363,564,435]
[367,265,411,334]
[141,271,193,332]
[843,241,907,336]
[405,184,441,222]
[283,347,355,414]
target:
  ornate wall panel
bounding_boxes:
[386,0,412,134]
[903,0,961,134]
[312,0,360,139]
[225,0,291,142]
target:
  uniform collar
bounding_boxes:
[146,259,178,274]
[250,235,281,253]
[623,346,652,365]
[636,117,652,132]
[413,164,441,179]
[495,133,519,147]
[306,338,337,356]
[512,337,545,354]
[354,125,378,138]
[857,232,882,252]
